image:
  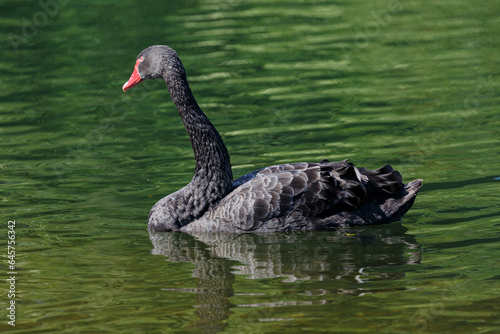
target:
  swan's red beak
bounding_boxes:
[122,57,144,92]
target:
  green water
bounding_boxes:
[1,0,499,332]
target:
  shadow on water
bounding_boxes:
[423,176,499,192]
[149,223,421,333]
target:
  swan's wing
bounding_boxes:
[230,160,347,189]
[187,162,352,232]
[183,161,415,233]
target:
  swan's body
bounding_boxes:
[123,45,422,233]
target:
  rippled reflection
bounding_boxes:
[150,224,421,331]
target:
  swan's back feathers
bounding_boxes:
[182,161,422,233]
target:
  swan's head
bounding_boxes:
[122,45,183,92]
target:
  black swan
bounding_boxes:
[122,45,422,233]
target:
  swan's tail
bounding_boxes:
[381,178,423,222]
[321,173,423,228]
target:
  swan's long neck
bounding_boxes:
[163,65,233,207]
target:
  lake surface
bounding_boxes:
[1,0,499,332]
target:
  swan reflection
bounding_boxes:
[151,223,420,282]
[150,224,421,332]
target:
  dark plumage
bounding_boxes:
[122,45,422,233]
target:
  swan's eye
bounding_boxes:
[136,56,145,72]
